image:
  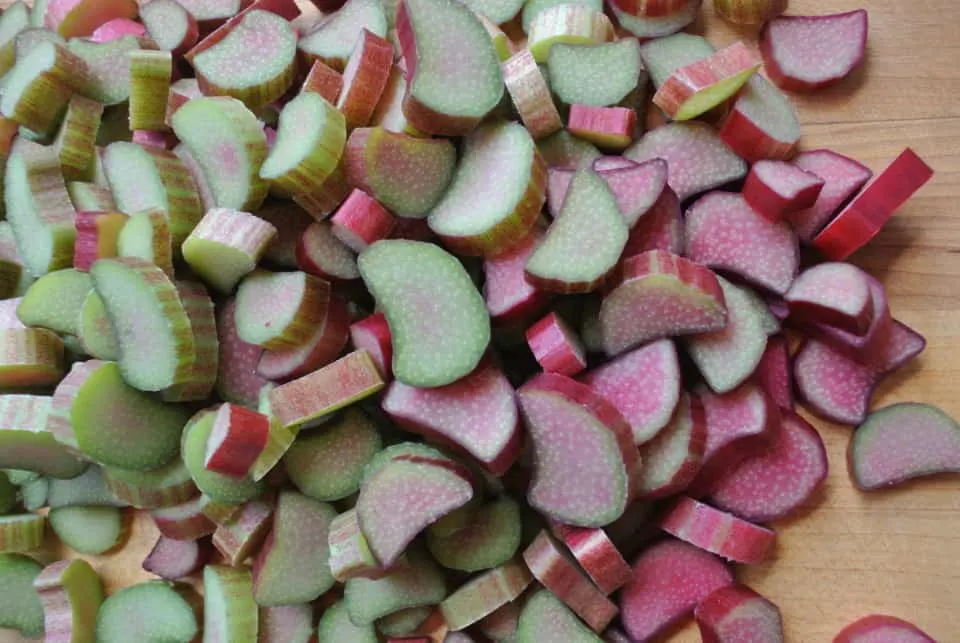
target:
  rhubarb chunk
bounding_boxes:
[204,566,258,643]
[96,581,197,643]
[785,262,874,334]
[298,0,387,71]
[695,585,784,643]
[502,50,563,140]
[743,160,825,222]
[719,75,801,162]
[636,393,706,498]
[428,496,522,572]
[527,312,587,377]
[0,553,44,637]
[548,39,642,107]
[833,614,936,643]
[517,589,603,643]
[183,208,277,293]
[789,149,873,241]
[140,0,199,55]
[610,0,700,39]
[182,409,266,504]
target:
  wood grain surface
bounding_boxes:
[2,0,959,641]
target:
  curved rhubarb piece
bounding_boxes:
[685,191,799,295]
[0,395,85,478]
[636,392,706,498]
[0,513,45,551]
[482,227,549,326]
[518,373,638,526]
[296,220,360,281]
[0,553,45,637]
[359,240,490,387]
[803,275,891,362]
[526,312,587,377]
[143,536,211,579]
[526,170,627,294]
[344,545,448,626]
[685,277,777,394]
[567,105,636,151]
[115,209,173,277]
[328,508,385,581]
[812,148,934,261]
[44,0,136,38]
[517,589,602,643]
[743,160,825,222]
[66,36,139,106]
[609,0,701,40]
[719,75,801,162]
[549,39,642,108]
[714,0,785,25]
[349,312,392,377]
[103,459,197,509]
[150,495,216,540]
[623,186,683,257]
[258,604,314,643]
[73,211,126,272]
[211,495,274,565]
[171,96,269,211]
[695,585,784,643]
[785,263,874,334]
[537,130,602,169]
[258,293,348,380]
[204,566,258,643]
[161,281,218,403]
[550,522,632,594]
[428,496,522,572]
[428,121,546,256]
[183,409,266,504]
[441,560,532,632]
[599,250,727,356]
[54,94,102,184]
[757,334,793,410]
[204,403,270,478]
[17,268,90,336]
[34,559,103,642]
[833,614,936,643]
[216,298,271,408]
[503,49,563,140]
[620,539,733,641]
[128,50,172,133]
[234,270,330,349]
[49,505,125,554]
[336,29,393,130]
[660,496,775,563]
[331,190,395,252]
[761,11,868,92]
[849,403,960,491]
[0,41,88,135]
[183,208,277,293]
[788,149,872,241]
[397,0,504,135]
[298,0,388,72]
[319,599,378,641]
[140,0,198,56]
[625,122,746,202]
[302,59,344,104]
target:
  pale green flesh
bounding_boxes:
[103,143,169,216]
[517,589,603,643]
[5,146,61,276]
[0,41,59,125]
[68,36,142,106]
[0,395,86,478]
[96,582,197,643]
[427,495,522,571]
[548,39,643,106]
[49,505,123,554]
[17,268,91,335]
[79,290,120,361]
[0,2,29,48]
[234,270,307,347]
[537,130,601,169]
[318,599,378,643]
[0,553,44,637]
[344,546,448,626]
[462,0,524,24]
[46,465,125,508]
[181,238,252,294]
[298,0,387,64]
[204,566,258,643]
[260,92,338,179]
[638,32,715,89]
[116,210,169,267]
[192,11,296,90]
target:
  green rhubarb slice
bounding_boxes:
[102,458,196,509]
[21,477,47,510]
[4,468,39,485]
[48,505,124,554]
[50,361,190,470]
[115,208,174,277]
[252,491,337,605]
[78,290,119,361]
[517,589,602,642]
[46,465,126,508]
[182,208,277,294]
[170,96,269,211]
[182,409,265,504]
[204,566,258,643]
[344,545,448,626]
[0,3,30,76]
[283,407,382,502]
[90,257,196,392]
[101,142,204,247]
[190,10,297,110]
[398,0,504,135]
[259,91,346,196]
[96,581,197,643]
[463,0,524,25]
[0,513,44,552]
[5,139,77,275]
[525,170,628,293]
[639,32,714,90]
[67,35,142,106]
[428,495,522,572]
[0,553,44,636]
[521,0,601,32]
[129,49,173,132]
[234,270,329,349]
[17,268,91,336]
[548,39,643,106]
[176,0,243,22]
[67,181,116,212]
[318,599,378,643]
[162,281,218,402]
[537,129,601,169]
[33,558,104,643]
[298,0,388,71]
[428,121,545,257]
[0,395,85,478]
[53,93,103,183]
[359,240,490,387]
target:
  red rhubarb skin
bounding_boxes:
[833,614,936,643]
[331,189,396,252]
[142,536,212,579]
[743,161,825,222]
[205,404,271,478]
[151,499,217,541]
[785,263,874,335]
[659,496,776,564]
[568,105,638,151]
[216,299,271,408]
[802,275,890,362]
[482,229,550,325]
[813,148,935,261]
[756,334,794,410]
[522,530,619,632]
[550,522,634,594]
[622,186,683,257]
[349,312,393,379]
[526,312,587,377]
[143,0,199,56]
[337,30,394,130]
[788,149,873,241]
[302,59,344,104]
[695,584,785,643]
[653,42,760,120]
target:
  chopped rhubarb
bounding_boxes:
[636,392,706,498]
[526,5,613,64]
[526,312,587,376]
[785,262,875,335]
[331,189,396,252]
[482,228,549,325]
[833,614,936,643]
[567,105,636,151]
[548,39,642,108]
[660,497,775,563]
[743,160,825,222]
[204,404,271,478]
[503,49,564,140]
[550,522,633,594]
[337,29,393,130]
[719,75,801,162]
[788,149,873,241]
[695,585,784,643]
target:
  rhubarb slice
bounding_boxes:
[382,363,520,474]
[302,59,344,104]
[66,36,140,106]
[525,170,627,294]
[203,403,270,478]
[96,581,197,642]
[803,274,892,362]
[719,74,801,162]
[482,228,549,325]
[44,0,136,37]
[625,122,746,202]
[253,490,337,605]
[548,39,642,107]
[103,459,197,509]
[502,49,563,140]
[849,403,960,490]
[622,186,683,257]
[685,277,776,394]
[788,149,873,241]
[211,495,274,565]
[143,536,210,580]
[331,189,396,252]
[298,0,388,71]
[550,522,632,594]
[114,208,174,276]
[610,0,701,40]
[17,268,90,335]
[785,262,874,334]
[428,121,546,257]
[359,240,490,387]
[834,614,936,643]
[344,545,448,625]
[182,409,266,503]
[344,127,456,218]
[48,505,124,554]
[54,94,103,183]
[0,396,85,478]
[695,585,784,643]
[377,606,433,637]
[257,292,348,381]
[660,496,775,563]
[599,250,727,356]
[234,270,330,349]
[396,0,504,135]
[0,41,90,135]
[258,604,313,643]
[527,312,587,376]
[171,96,269,211]
[127,50,172,134]
[567,105,636,151]
[620,539,733,641]
[522,529,618,632]
[428,496,522,572]
[517,373,638,527]
[296,221,361,281]
[813,148,934,261]
[204,566,258,643]
[336,28,393,130]
[328,508,384,581]
[141,0,199,55]
[33,558,103,643]
[318,599,378,642]
[73,211,126,272]
[216,298,271,407]
[160,280,219,403]
[743,160,825,222]
[517,589,603,643]
[685,191,799,295]
[757,334,793,410]
[761,10,868,92]
[441,560,533,631]
[636,393,706,498]
[350,312,393,377]
[0,553,44,636]
[537,130,602,169]
[0,328,64,387]
[183,208,277,293]
[527,4,612,63]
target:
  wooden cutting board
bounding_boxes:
[2,0,959,641]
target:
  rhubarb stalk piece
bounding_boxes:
[441,560,533,631]
[103,459,197,509]
[211,495,275,565]
[216,298,272,408]
[350,312,393,377]
[54,94,103,183]
[0,553,45,637]
[719,75,801,162]
[695,585,784,643]
[526,312,587,377]
[204,566,258,643]
[143,536,211,580]
[660,496,775,563]
[550,522,633,594]
[0,514,45,552]
[44,0,137,38]
[116,209,174,278]
[548,39,642,108]
[331,189,395,252]
[636,393,706,499]
[428,496,523,572]
[234,269,331,349]
[204,403,271,478]
[337,29,393,130]
[482,227,549,326]
[140,0,199,56]
[66,36,140,106]
[182,208,277,293]
[610,0,701,40]
[502,49,563,140]
[182,409,266,504]
[73,211,127,271]
[160,283,219,400]
[296,220,360,281]
[527,4,613,63]
[833,614,936,643]
[788,149,873,241]
[743,160,825,222]
[516,589,603,643]
[128,50,172,133]
[567,105,636,151]
[785,262,875,334]
[302,59,344,104]
[0,395,85,478]
[0,41,90,135]
[257,292,348,381]
[0,328,64,388]
[298,0,388,72]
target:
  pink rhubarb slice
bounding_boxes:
[550,522,633,595]
[482,228,549,325]
[659,497,775,564]
[743,160,825,222]
[719,75,801,162]
[296,221,360,282]
[833,614,936,643]
[349,312,392,378]
[256,292,349,381]
[788,149,873,241]
[695,585,784,643]
[216,298,270,408]
[143,536,211,580]
[203,403,271,478]
[636,392,706,498]
[331,189,396,253]
[567,105,636,151]
[502,49,563,140]
[622,186,684,257]
[526,312,587,377]
[785,262,874,335]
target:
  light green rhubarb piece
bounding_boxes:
[21,476,47,510]
[102,458,197,509]
[90,257,196,392]
[46,465,126,508]
[234,270,330,350]
[0,513,44,552]
[548,40,643,107]
[317,599,377,643]
[0,472,14,514]
[96,581,197,643]
[525,170,628,293]
[67,181,116,212]
[463,0,524,26]
[4,139,77,275]
[115,208,174,277]
[162,281,218,402]
[248,384,296,482]
[298,0,388,71]
[29,0,47,27]
[77,290,119,361]
[0,553,45,636]
[49,360,190,471]
[129,49,173,132]
[181,208,278,294]
[377,606,433,637]
[638,32,715,89]
[0,2,29,76]
[204,566,258,643]
[52,93,103,182]
[359,240,490,387]
[190,10,297,111]
[283,407,382,502]
[176,0,243,22]
[4,468,39,485]
[48,505,124,554]
[428,495,522,572]
[182,409,265,504]
[517,589,602,643]
[526,4,613,63]
[536,130,601,169]
[33,558,104,643]
[344,545,448,626]
[171,96,269,212]
[67,35,142,106]
[101,142,204,247]
[17,268,91,335]
[0,395,85,478]
[521,0,601,32]
[260,91,346,197]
